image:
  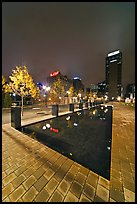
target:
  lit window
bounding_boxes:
[108,50,120,57]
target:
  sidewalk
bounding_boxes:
[2,102,135,202]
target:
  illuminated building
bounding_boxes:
[47,71,72,92]
[50,71,60,77]
[106,50,122,100]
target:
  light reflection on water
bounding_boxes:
[21,105,112,180]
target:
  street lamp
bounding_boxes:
[20,82,25,116]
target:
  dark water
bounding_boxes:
[21,105,112,180]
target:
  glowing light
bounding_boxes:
[53,129,59,133]
[104,109,108,113]
[46,123,50,128]
[70,153,73,156]
[46,86,50,91]
[43,85,46,89]
[77,112,81,115]
[110,59,117,63]
[78,93,81,98]
[93,110,96,115]
[50,71,60,77]
[66,116,70,121]
[107,147,110,150]
[74,123,78,126]
[73,77,81,80]
[100,117,106,120]
[93,94,96,98]
[43,85,50,91]
[125,98,131,103]
[67,91,70,94]
[108,50,120,57]
[37,82,43,86]
[50,127,59,133]
[42,126,46,130]
[104,95,108,100]
[117,96,121,101]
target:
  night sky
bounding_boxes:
[2,2,135,88]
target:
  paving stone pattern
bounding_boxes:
[2,102,135,202]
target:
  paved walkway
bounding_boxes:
[2,102,135,202]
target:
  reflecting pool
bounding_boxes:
[21,105,112,180]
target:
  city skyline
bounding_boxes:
[2,2,135,88]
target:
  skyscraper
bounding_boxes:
[105,50,122,100]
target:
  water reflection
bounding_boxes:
[21,105,112,180]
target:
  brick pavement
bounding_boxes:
[2,102,135,202]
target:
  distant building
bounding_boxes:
[47,71,72,92]
[72,77,84,94]
[86,87,90,95]
[97,81,106,97]
[125,83,135,99]
[91,84,98,97]
[106,50,122,100]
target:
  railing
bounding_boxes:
[11,101,105,129]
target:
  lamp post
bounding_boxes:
[20,82,25,116]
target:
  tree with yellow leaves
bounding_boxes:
[2,75,13,107]
[2,75,12,93]
[2,75,6,91]
[49,78,65,104]
[66,85,76,103]
[9,65,39,116]
[67,85,76,97]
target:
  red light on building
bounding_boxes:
[50,71,60,77]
